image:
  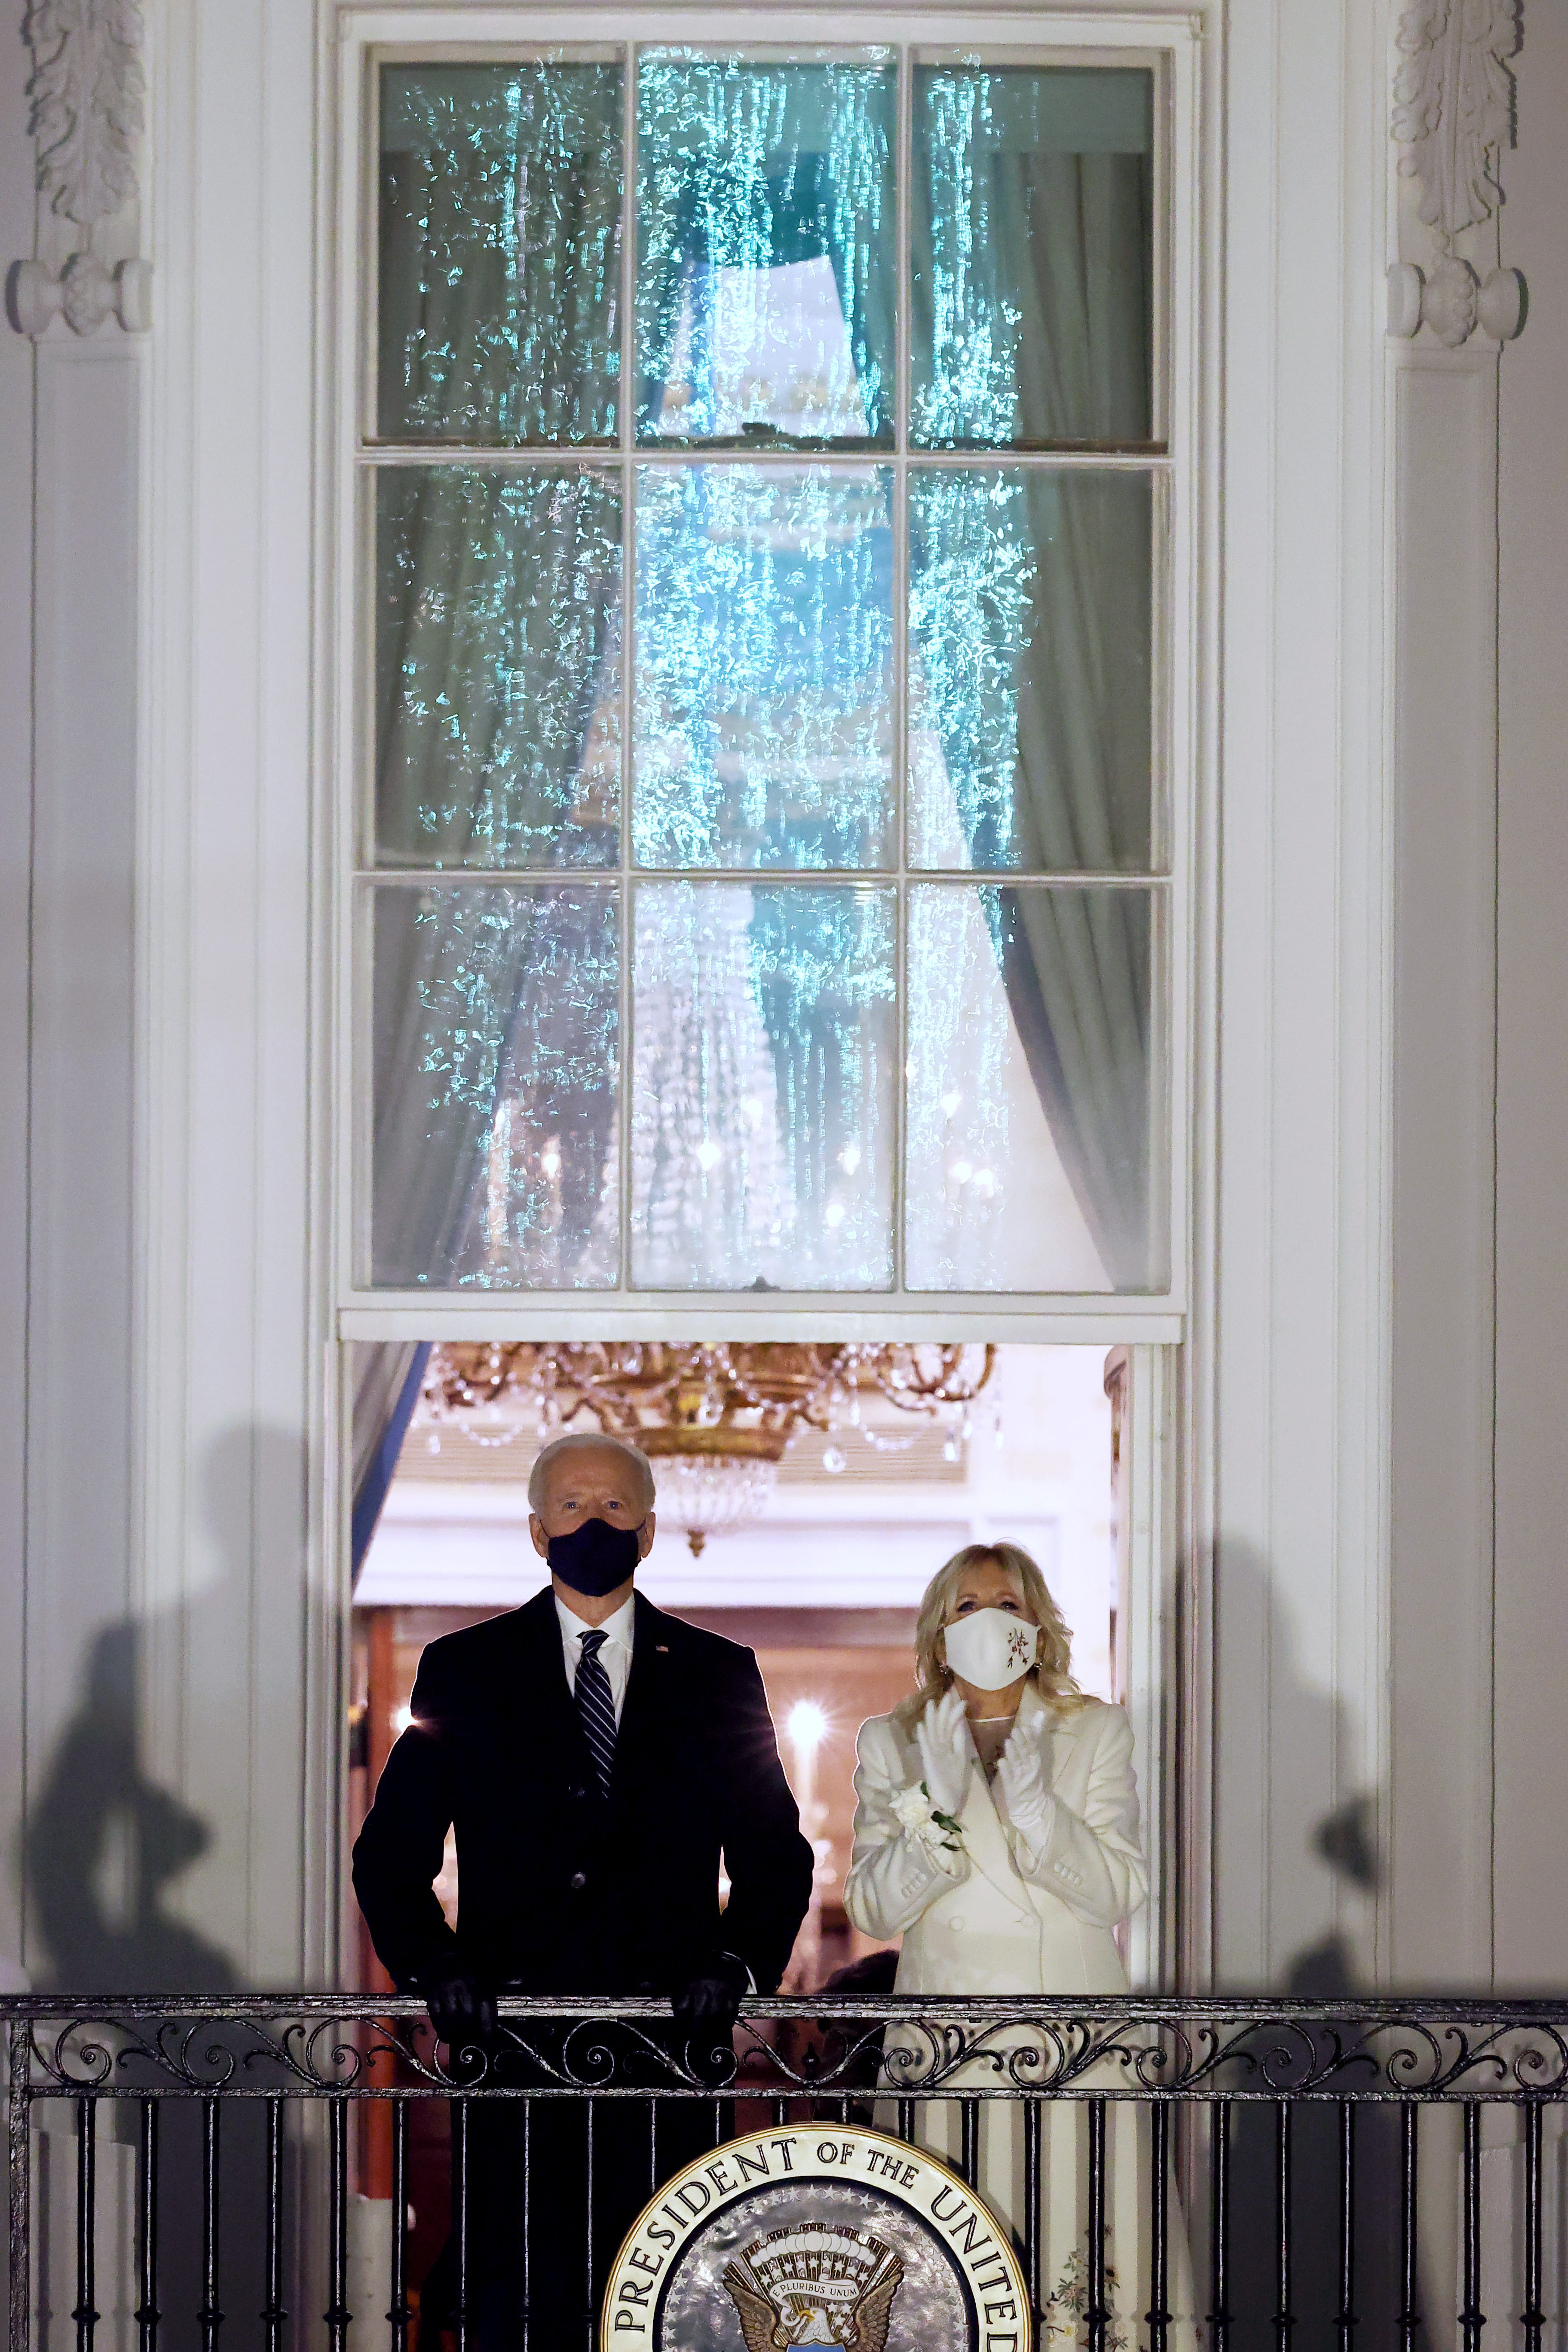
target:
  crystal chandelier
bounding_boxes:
[419,1342,995,1554]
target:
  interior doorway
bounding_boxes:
[349,1341,1118,1991]
[345,1338,1122,2288]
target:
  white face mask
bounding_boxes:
[942,1607,1039,1692]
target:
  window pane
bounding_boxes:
[632,463,894,869]
[908,469,1152,872]
[905,884,1160,1291]
[371,883,619,1288]
[631,882,894,1288]
[636,53,895,446]
[912,65,1154,448]
[376,467,621,871]
[378,63,622,444]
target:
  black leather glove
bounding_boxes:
[671,1952,750,2034]
[417,1966,497,2058]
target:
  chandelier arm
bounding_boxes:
[418,1340,997,1542]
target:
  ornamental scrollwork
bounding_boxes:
[6,0,150,338]
[1388,0,1524,346]
[12,2003,1568,2105]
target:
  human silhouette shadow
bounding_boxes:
[26,1620,239,1994]
[22,1424,312,2352]
[1214,1542,1403,2352]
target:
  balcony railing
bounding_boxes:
[6,1994,1568,2352]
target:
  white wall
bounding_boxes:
[0,0,33,1983]
[1375,2,1568,1996]
[1205,0,1392,1993]
[0,0,328,1994]
[127,0,325,1989]
[1494,3,1568,1991]
[0,0,1556,2001]
[0,60,144,1986]
[1206,0,1558,2000]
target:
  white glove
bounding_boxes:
[997,1719,1055,1850]
[913,1688,971,1822]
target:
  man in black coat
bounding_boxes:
[353,1429,814,2346]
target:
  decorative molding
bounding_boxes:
[8,252,150,335]
[1385,259,1524,348]
[1393,0,1518,242]
[1389,0,1524,345]
[28,0,144,227]
[6,0,150,337]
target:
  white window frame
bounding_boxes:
[328,6,1201,1349]
[322,6,1206,1984]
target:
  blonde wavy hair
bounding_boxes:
[896,1542,1088,1726]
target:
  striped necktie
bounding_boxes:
[575,1628,618,1797]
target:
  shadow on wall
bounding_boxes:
[18,1430,314,2352]
[24,1619,240,1993]
[1216,1537,1400,2352]
[22,1422,309,1995]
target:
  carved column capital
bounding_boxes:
[1388,0,1524,346]
[6,0,151,339]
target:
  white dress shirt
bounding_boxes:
[554,1588,637,1725]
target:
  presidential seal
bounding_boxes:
[600,2123,1030,2352]
[723,2225,902,2349]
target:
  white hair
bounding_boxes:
[527,1431,656,1516]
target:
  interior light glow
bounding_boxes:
[824,1200,847,1228]
[787,1700,829,1753]
[950,1159,974,1185]
[838,1143,862,1174]
[695,1138,723,1171]
[394,1704,414,1735]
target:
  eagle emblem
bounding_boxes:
[722,2226,904,2351]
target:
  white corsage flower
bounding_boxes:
[891,1780,965,1853]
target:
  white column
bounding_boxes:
[1381,0,1526,1991]
[1202,0,1394,1993]
[0,0,40,1981]
[1492,3,1568,1992]
[135,0,330,1986]
[1387,340,1500,1987]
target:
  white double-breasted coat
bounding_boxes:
[844,1684,1198,2350]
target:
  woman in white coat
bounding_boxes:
[844,1542,1196,2351]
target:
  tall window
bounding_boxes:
[352,34,1182,1306]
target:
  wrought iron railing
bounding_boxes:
[6,1994,1568,2352]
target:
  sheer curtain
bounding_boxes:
[914,137,1156,1286]
[373,69,624,1289]
[996,454,1152,1290]
[372,468,622,1286]
[628,71,900,1287]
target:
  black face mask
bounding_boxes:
[546,1516,643,1599]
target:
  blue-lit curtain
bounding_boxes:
[924,150,1155,1286]
[351,1342,431,1583]
[378,67,621,446]
[373,83,623,1289]
[372,472,621,1286]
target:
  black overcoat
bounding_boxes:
[352,1586,814,1997]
